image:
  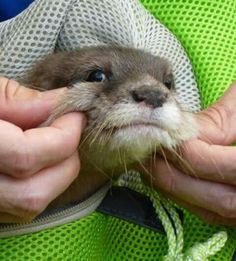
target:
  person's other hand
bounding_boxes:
[0,77,86,223]
[146,81,236,226]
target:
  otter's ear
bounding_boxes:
[163,73,175,90]
[23,52,80,90]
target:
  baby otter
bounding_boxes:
[25,45,196,207]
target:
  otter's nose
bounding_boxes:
[131,88,168,108]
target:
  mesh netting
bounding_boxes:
[141,0,236,108]
[0,0,200,112]
[0,213,168,261]
[0,0,236,260]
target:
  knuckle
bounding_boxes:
[183,148,203,171]
[164,175,177,193]
[12,145,35,178]
[19,193,48,219]
[218,194,236,218]
[151,160,178,193]
[154,170,177,193]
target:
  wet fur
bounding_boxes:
[24,45,197,208]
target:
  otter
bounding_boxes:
[25,45,197,208]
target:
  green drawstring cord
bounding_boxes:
[117,172,227,261]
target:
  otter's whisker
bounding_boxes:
[138,160,151,178]
[89,121,108,146]
[81,149,111,180]
[169,146,197,177]
[79,127,99,148]
[159,145,175,177]
[182,142,224,180]
[123,150,128,175]
[117,147,123,166]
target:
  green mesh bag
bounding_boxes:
[139,0,236,260]
[0,0,236,260]
[141,0,236,108]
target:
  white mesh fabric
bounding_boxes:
[0,0,201,112]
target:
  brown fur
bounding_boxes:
[24,45,196,208]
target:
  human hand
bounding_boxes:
[145,81,236,226]
[0,77,86,223]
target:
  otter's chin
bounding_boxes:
[109,124,177,153]
[108,113,197,157]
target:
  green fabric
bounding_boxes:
[116,173,228,260]
[1,0,236,260]
[0,174,234,261]
[0,213,167,261]
[140,0,236,108]
[0,213,235,261]
[139,0,236,260]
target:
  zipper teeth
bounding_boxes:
[0,184,109,235]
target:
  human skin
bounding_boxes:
[145,81,236,226]
[1,76,236,226]
[0,77,86,223]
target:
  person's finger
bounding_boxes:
[0,77,67,129]
[162,138,236,185]
[196,81,236,146]
[148,158,236,218]
[0,112,86,177]
[161,191,236,227]
[0,151,80,219]
[0,213,32,223]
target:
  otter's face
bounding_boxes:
[34,46,196,168]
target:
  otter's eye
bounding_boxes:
[163,74,174,90]
[87,70,107,82]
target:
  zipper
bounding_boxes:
[0,183,110,238]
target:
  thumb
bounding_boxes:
[196,81,236,145]
[0,77,67,129]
